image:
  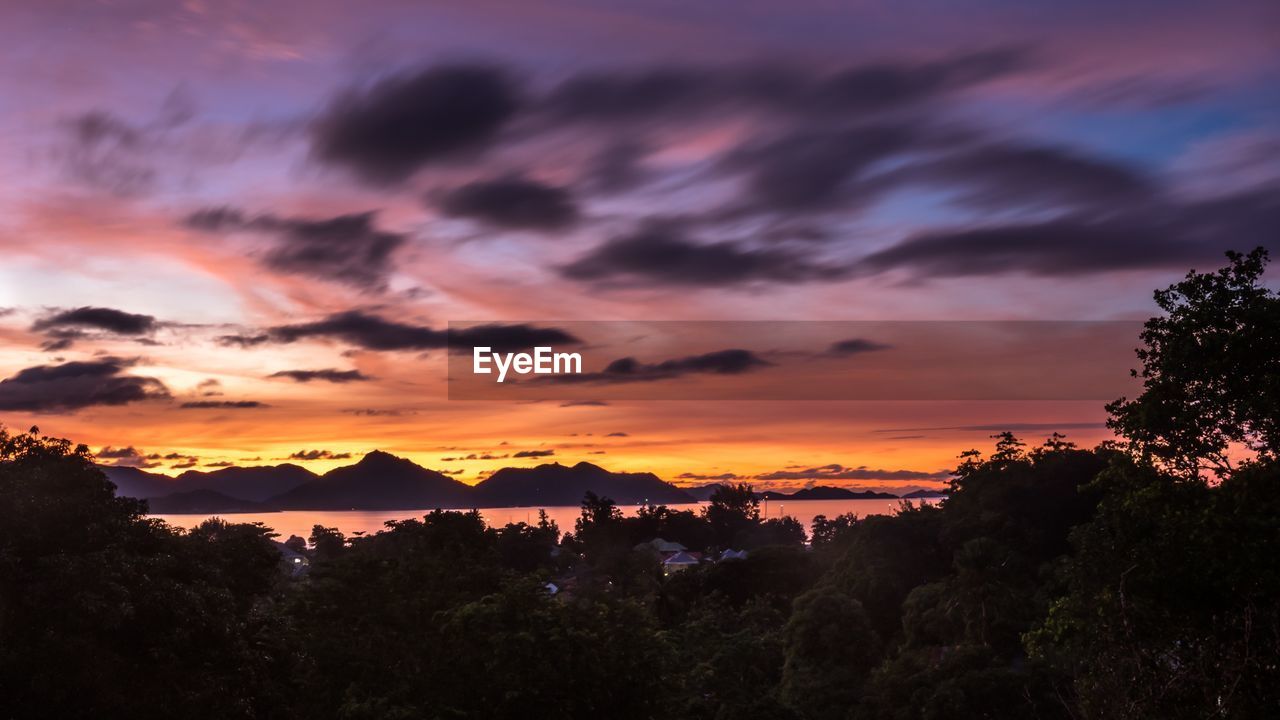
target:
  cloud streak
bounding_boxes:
[268,369,373,383]
[0,358,169,412]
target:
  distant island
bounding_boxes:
[760,486,898,500]
[100,454,948,514]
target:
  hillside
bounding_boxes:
[174,464,317,502]
[146,489,274,514]
[474,461,695,506]
[759,486,899,500]
[100,463,318,502]
[268,450,474,510]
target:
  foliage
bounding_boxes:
[1107,248,1280,478]
[2,251,1277,718]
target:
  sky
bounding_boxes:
[0,0,1277,492]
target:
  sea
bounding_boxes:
[153,497,941,540]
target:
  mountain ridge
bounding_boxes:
[101,454,942,513]
[473,460,695,506]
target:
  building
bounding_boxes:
[272,540,310,577]
[662,551,702,575]
[634,538,688,554]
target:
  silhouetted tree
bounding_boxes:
[1108,247,1280,478]
[780,586,879,719]
[705,482,760,548]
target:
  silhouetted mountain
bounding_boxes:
[682,483,902,502]
[268,450,473,510]
[759,486,899,500]
[100,465,181,500]
[100,463,318,503]
[683,483,725,501]
[474,461,695,506]
[175,464,317,502]
[902,488,949,498]
[146,489,273,514]
[113,454,926,512]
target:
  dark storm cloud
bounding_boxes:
[857,219,1175,277]
[268,369,373,383]
[179,400,269,409]
[856,182,1280,278]
[311,63,523,185]
[147,452,199,463]
[261,213,405,290]
[96,445,144,459]
[96,446,160,469]
[621,349,772,376]
[289,449,353,460]
[302,49,1024,188]
[449,323,583,354]
[270,311,444,350]
[435,177,578,231]
[677,472,742,481]
[33,306,158,335]
[59,111,156,196]
[901,143,1160,212]
[39,329,85,352]
[1173,186,1280,249]
[185,208,407,290]
[0,358,170,412]
[262,311,581,353]
[826,338,892,356]
[717,125,1157,220]
[755,464,951,481]
[549,349,772,384]
[343,408,415,417]
[184,206,250,231]
[217,333,270,348]
[512,449,555,458]
[720,125,920,212]
[561,222,849,287]
[586,141,651,193]
[541,47,1027,123]
[802,47,1028,113]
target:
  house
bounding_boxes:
[662,551,702,575]
[634,537,688,554]
[272,540,310,577]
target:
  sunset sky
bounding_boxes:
[0,0,1276,491]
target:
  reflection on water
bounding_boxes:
[154,498,939,540]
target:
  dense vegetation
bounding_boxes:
[2,250,1277,719]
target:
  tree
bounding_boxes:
[1107,248,1280,479]
[809,513,858,551]
[0,426,292,719]
[704,483,760,548]
[308,524,346,562]
[1028,459,1280,718]
[780,586,879,720]
[283,534,307,553]
[1030,251,1280,718]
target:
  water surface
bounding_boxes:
[155,497,939,540]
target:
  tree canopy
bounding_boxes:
[1,250,1277,718]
